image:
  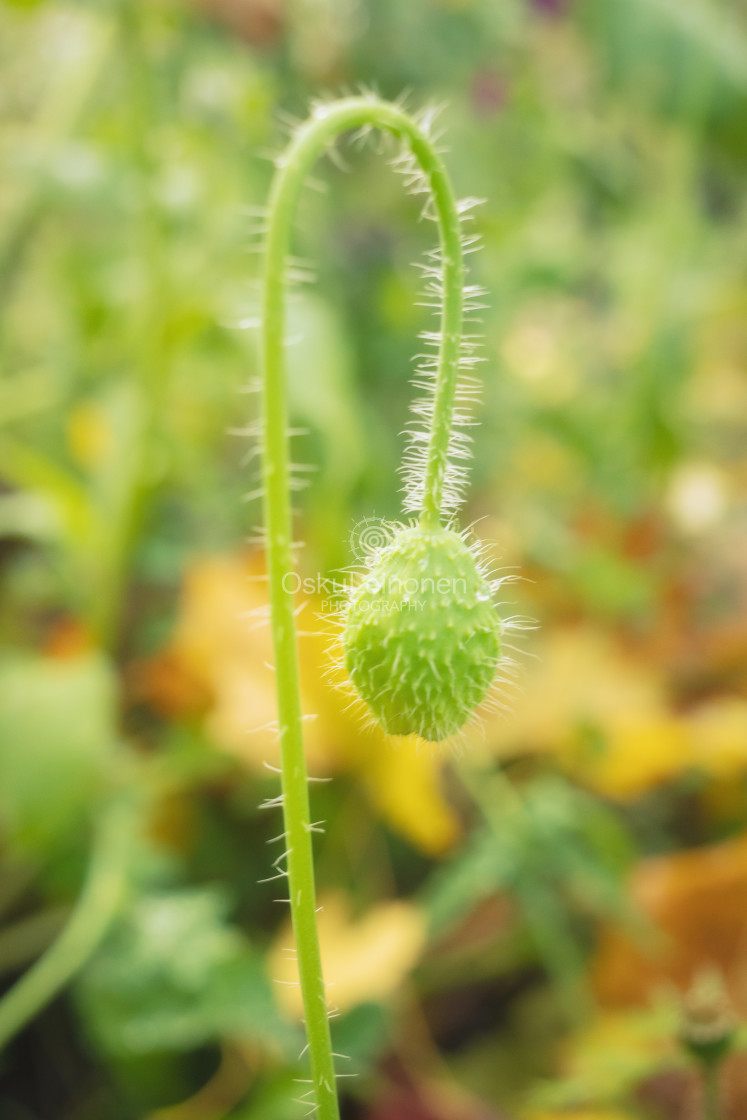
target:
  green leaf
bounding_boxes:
[0,653,120,854]
[0,434,94,549]
[423,774,636,939]
[332,1001,390,1065]
[77,888,299,1057]
[422,826,514,937]
[230,1072,308,1120]
[285,292,366,496]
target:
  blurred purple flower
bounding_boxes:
[529,0,568,16]
[471,70,507,117]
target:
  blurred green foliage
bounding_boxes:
[0,654,120,853]
[1,0,747,1117]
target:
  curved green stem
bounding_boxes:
[261,95,466,1120]
[0,797,135,1052]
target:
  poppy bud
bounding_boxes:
[343,524,501,742]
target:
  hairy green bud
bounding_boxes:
[343,524,501,742]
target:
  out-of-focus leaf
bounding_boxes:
[0,433,94,547]
[0,491,59,541]
[229,1071,309,1120]
[525,1106,644,1120]
[583,0,747,93]
[521,777,636,915]
[0,368,61,426]
[285,291,366,498]
[0,652,119,853]
[424,774,634,940]
[525,1003,678,1116]
[593,832,747,1011]
[332,1001,390,1065]
[423,826,515,938]
[77,888,297,1057]
[689,698,747,778]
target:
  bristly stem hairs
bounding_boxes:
[260,94,501,1119]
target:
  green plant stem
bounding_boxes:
[261,96,466,1120]
[0,907,69,978]
[0,20,113,316]
[703,1060,722,1120]
[91,0,169,648]
[0,797,135,1052]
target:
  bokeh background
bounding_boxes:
[2,0,747,1117]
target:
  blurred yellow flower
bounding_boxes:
[486,626,747,799]
[362,733,460,856]
[269,893,426,1017]
[141,553,461,855]
[67,401,113,469]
